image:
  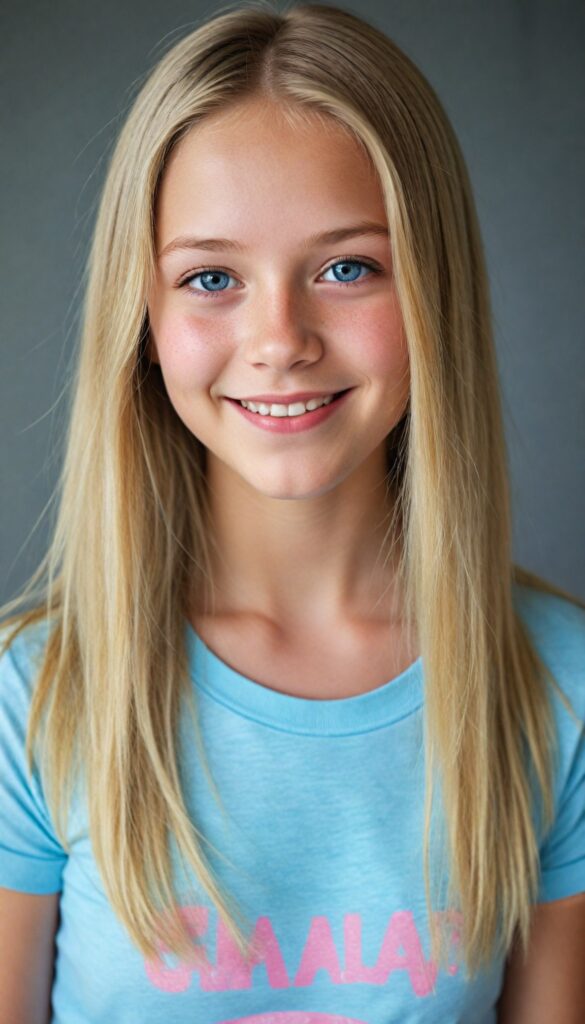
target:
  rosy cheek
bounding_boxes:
[152,314,226,389]
[349,298,408,377]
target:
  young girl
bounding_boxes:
[1,2,583,1021]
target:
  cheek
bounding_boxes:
[149,313,226,392]
[347,294,409,381]
[363,329,409,380]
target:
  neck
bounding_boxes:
[195,442,404,632]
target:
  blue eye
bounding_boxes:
[322,260,375,284]
[179,257,381,298]
[184,269,235,294]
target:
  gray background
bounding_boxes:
[1,0,584,605]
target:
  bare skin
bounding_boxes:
[147,97,416,697]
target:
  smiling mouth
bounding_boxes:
[225,387,354,433]
[228,388,353,417]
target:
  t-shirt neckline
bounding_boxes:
[185,621,424,736]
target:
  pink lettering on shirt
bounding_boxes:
[144,904,463,997]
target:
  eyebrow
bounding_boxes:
[157,220,389,260]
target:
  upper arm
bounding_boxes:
[0,887,60,1024]
[496,891,585,1024]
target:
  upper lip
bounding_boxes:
[229,389,349,403]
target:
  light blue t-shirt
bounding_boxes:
[0,582,584,1023]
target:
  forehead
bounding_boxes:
[155,98,385,238]
[168,96,371,168]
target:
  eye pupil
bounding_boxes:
[201,271,229,291]
[333,261,362,282]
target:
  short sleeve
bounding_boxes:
[519,589,585,904]
[537,717,585,902]
[0,628,67,893]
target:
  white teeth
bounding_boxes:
[239,394,335,416]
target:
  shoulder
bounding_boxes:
[512,579,585,652]
[0,616,53,711]
[511,582,585,904]
[512,581,585,721]
[0,616,67,895]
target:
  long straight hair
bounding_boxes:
[1,0,583,981]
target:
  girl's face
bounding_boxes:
[147,98,410,500]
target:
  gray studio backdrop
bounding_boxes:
[1,0,584,605]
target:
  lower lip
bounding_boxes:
[225,389,353,433]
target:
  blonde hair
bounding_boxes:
[1,0,583,983]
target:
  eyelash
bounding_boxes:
[177,256,382,298]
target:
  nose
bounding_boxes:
[240,286,324,372]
